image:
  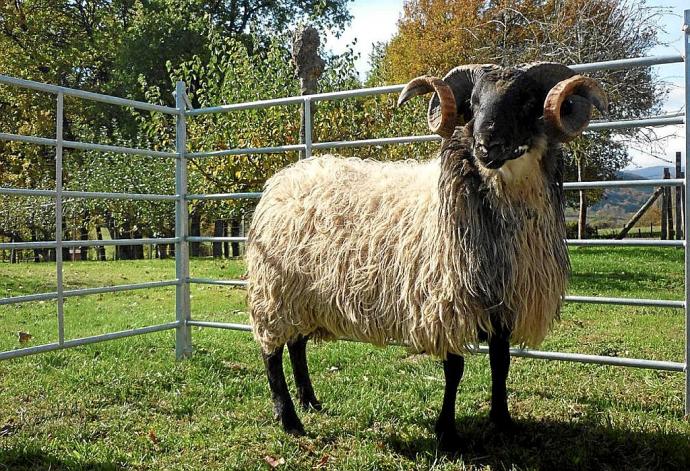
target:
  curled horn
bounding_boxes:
[398,65,497,139]
[521,62,608,142]
[397,76,457,138]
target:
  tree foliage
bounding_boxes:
[372,0,667,207]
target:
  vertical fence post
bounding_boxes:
[676,152,683,239]
[55,92,64,345]
[683,10,690,415]
[175,81,192,359]
[303,97,312,160]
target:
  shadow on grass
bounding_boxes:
[387,416,690,470]
[0,448,118,470]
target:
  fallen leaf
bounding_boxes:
[148,429,158,444]
[18,332,32,344]
[264,455,285,468]
[313,455,330,469]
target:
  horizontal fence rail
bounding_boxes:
[0,238,179,251]
[0,280,179,306]
[0,132,178,159]
[187,54,684,117]
[0,74,179,115]
[0,322,180,361]
[0,187,178,201]
[0,45,688,414]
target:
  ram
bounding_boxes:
[246,62,607,451]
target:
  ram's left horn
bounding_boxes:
[398,76,457,139]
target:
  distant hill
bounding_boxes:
[566,166,678,226]
[624,165,684,180]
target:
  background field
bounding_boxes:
[1,247,689,470]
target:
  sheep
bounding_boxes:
[246,62,607,451]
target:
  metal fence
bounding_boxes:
[1,11,689,415]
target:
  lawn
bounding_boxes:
[0,247,689,470]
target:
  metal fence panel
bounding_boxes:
[0,39,688,414]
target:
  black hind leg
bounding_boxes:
[262,345,305,435]
[287,335,322,411]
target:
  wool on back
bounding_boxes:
[247,153,567,357]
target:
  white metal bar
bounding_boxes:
[186,236,247,243]
[188,278,248,287]
[0,280,179,306]
[312,134,440,150]
[0,322,180,361]
[563,179,684,190]
[474,346,685,372]
[565,295,684,309]
[0,238,179,250]
[187,55,684,117]
[0,132,177,158]
[192,112,681,156]
[588,116,684,130]
[56,92,65,345]
[683,6,690,416]
[182,320,685,372]
[569,54,684,73]
[0,187,176,200]
[185,192,262,200]
[566,239,684,247]
[187,320,252,331]
[187,144,304,159]
[0,73,178,115]
[175,81,192,359]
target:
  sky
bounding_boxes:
[323,0,688,171]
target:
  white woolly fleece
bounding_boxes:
[246,152,566,358]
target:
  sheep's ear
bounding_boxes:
[439,64,499,126]
[543,75,608,142]
[398,64,499,139]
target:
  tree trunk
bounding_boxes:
[577,160,587,239]
[190,210,201,257]
[661,168,669,240]
[223,221,230,258]
[230,216,240,257]
[118,220,132,260]
[10,235,17,264]
[213,220,224,258]
[292,26,324,159]
[132,227,144,259]
[32,228,40,262]
[79,215,90,261]
[95,225,107,261]
[157,240,170,259]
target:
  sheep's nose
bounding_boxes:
[474,135,505,156]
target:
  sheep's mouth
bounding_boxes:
[484,145,530,169]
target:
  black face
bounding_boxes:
[469,69,545,169]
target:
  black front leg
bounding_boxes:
[435,353,464,452]
[488,326,514,431]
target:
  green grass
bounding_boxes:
[0,248,689,470]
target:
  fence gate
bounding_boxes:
[1,10,690,416]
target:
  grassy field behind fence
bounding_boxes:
[0,248,689,470]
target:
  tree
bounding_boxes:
[0,0,353,260]
[372,0,666,237]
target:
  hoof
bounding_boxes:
[489,410,516,434]
[300,398,323,412]
[282,418,306,436]
[436,430,462,454]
